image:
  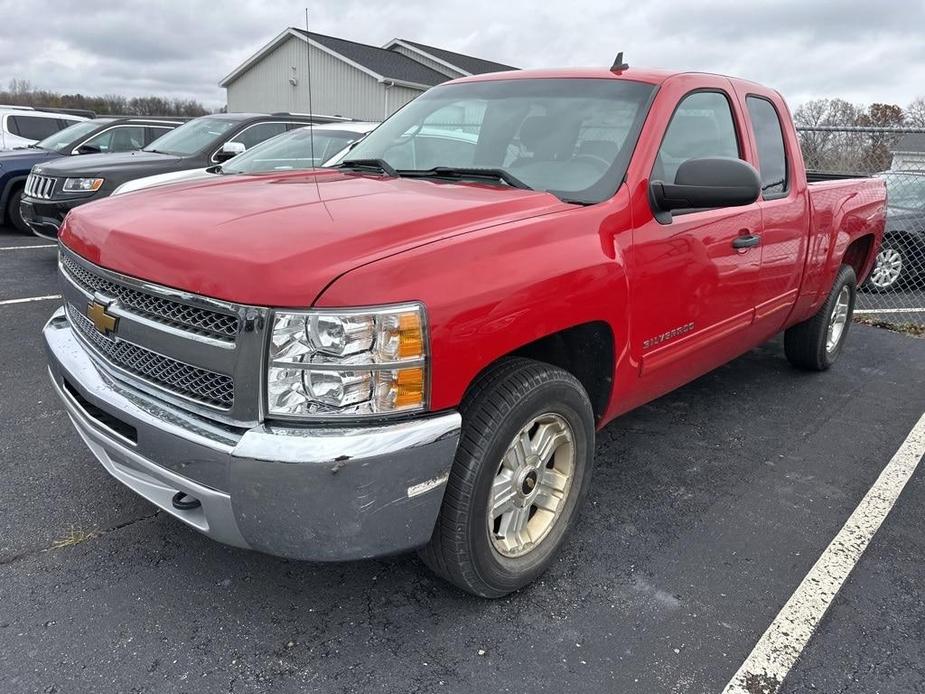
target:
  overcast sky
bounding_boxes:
[2,0,924,111]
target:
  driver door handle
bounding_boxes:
[732,233,761,249]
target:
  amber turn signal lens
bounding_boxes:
[394,367,425,408]
[397,312,424,359]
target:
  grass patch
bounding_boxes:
[854,317,925,337]
[50,526,100,549]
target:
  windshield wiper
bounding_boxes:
[337,158,397,177]
[398,167,532,190]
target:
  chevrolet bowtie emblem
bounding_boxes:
[87,300,118,336]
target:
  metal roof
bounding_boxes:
[398,39,518,75]
[894,133,925,153]
[292,30,449,88]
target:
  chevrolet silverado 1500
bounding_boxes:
[45,64,886,597]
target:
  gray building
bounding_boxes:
[891,133,925,171]
[220,29,517,121]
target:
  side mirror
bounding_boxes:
[214,141,246,162]
[650,157,761,223]
[74,144,101,155]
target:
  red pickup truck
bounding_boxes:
[45,64,885,597]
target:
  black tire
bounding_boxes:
[784,265,856,371]
[862,242,905,293]
[419,358,595,598]
[5,186,31,234]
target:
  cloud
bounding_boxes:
[0,0,923,110]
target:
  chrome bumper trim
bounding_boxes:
[44,308,462,561]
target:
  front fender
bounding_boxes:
[314,195,633,413]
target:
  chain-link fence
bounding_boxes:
[797,125,925,332]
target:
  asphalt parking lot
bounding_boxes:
[1,227,924,694]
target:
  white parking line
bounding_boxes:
[723,412,925,694]
[855,308,925,315]
[0,244,56,251]
[0,294,61,306]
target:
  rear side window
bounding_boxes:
[654,91,741,184]
[746,96,788,197]
[9,115,64,140]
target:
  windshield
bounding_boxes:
[34,120,106,153]
[880,173,925,210]
[144,117,237,156]
[344,78,655,204]
[222,127,366,174]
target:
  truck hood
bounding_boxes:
[61,169,570,307]
[35,150,184,178]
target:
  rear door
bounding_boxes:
[628,75,763,387]
[736,90,810,335]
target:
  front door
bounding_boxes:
[629,86,763,393]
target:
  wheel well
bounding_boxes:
[0,178,26,224]
[504,322,615,421]
[842,234,874,279]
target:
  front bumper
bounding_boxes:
[44,308,461,561]
[20,196,85,240]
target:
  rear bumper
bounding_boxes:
[44,308,461,561]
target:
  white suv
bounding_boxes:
[0,107,87,151]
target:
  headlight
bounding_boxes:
[267,303,427,418]
[62,177,104,193]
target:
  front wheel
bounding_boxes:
[419,358,595,597]
[784,264,856,371]
[5,186,30,234]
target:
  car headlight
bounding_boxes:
[267,303,427,418]
[62,177,104,193]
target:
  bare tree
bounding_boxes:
[907,97,925,128]
[0,80,208,117]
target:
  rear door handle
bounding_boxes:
[732,234,761,249]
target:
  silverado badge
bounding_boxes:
[87,300,118,337]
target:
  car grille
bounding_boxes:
[68,303,235,409]
[60,252,240,342]
[25,173,57,200]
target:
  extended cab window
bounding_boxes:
[344,78,656,204]
[746,96,788,197]
[654,91,740,184]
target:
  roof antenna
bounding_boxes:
[305,8,321,196]
[611,51,629,72]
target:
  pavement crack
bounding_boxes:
[0,510,161,567]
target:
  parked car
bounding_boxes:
[44,64,885,597]
[0,117,183,233]
[112,121,379,196]
[19,112,342,238]
[0,106,88,151]
[863,170,925,292]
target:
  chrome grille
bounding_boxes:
[68,303,235,409]
[25,173,56,199]
[61,253,239,342]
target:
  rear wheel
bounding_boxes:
[784,265,856,371]
[864,243,905,292]
[419,358,594,597]
[5,186,30,234]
